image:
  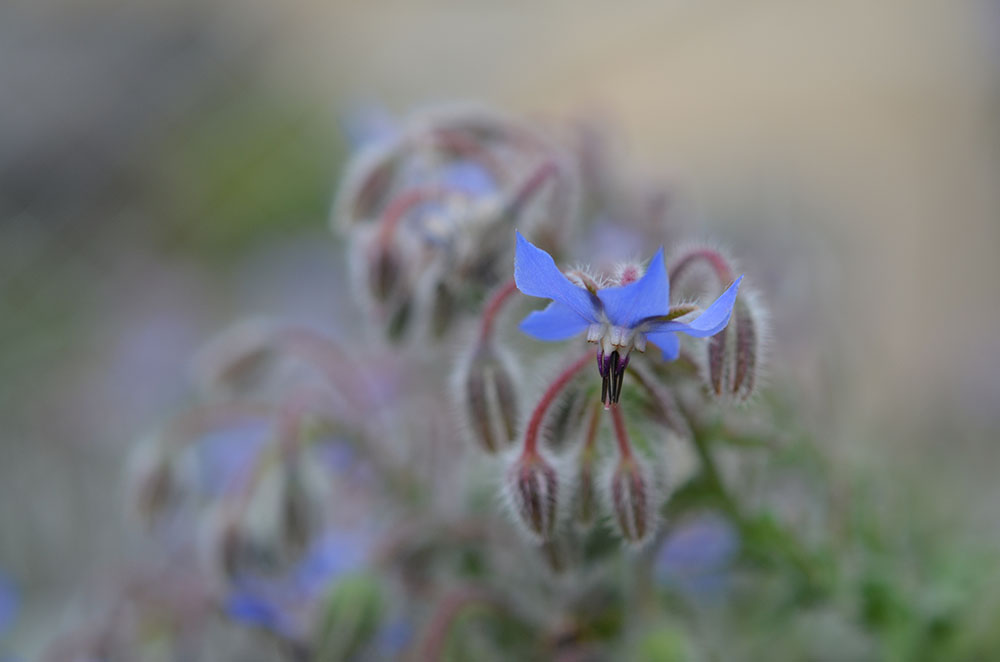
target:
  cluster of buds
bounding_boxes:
[332,107,765,550]
[333,106,578,341]
[102,106,773,661]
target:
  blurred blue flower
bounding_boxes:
[514,231,741,402]
[375,617,413,656]
[438,161,496,198]
[655,514,739,599]
[194,420,272,496]
[292,530,371,597]
[225,589,294,636]
[226,527,374,635]
[0,571,17,638]
[340,104,399,149]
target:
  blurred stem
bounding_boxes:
[504,159,558,220]
[609,404,634,461]
[668,247,735,288]
[522,353,591,456]
[478,279,518,342]
[417,586,504,662]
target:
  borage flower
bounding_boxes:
[513,231,742,406]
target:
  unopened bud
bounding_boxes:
[192,320,279,398]
[239,450,331,572]
[455,342,519,454]
[504,451,560,542]
[607,458,656,546]
[706,294,763,402]
[429,281,456,339]
[369,243,402,303]
[124,434,176,529]
[385,298,413,342]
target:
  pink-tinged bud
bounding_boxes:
[607,459,655,546]
[455,342,520,453]
[706,294,764,402]
[504,451,560,542]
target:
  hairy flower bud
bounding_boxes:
[455,341,519,453]
[606,458,656,546]
[504,451,560,542]
[706,294,764,402]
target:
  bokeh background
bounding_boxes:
[2,0,998,656]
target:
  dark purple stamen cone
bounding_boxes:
[598,350,630,406]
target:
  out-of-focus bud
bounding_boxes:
[313,572,383,662]
[124,434,176,529]
[385,298,413,343]
[238,449,331,573]
[455,341,519,454]
[429,281,456,339]
[706,293,764,402]
[369,242,403,303]
[192,320,280,398]
[504,451,560,542]
[198,504,244,586]
[606,458,656,546]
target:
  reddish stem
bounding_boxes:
[669,248,735,287]
[417,587,501,662]
[609,404,634,461]
[522,353,591,456]
[427,128,505,179]
[479,279,519,342]
[505,159,558,219]
[582,399,602,454]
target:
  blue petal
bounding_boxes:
[519,301,591,341]
[597,249,670,328]
[226,591,282,630]
[648,276,743,338]
[0,571,18,636]
[645,330,680,360]
[514,232,597,322]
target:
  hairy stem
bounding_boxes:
[479,279,519,342]
[522,353,591,456]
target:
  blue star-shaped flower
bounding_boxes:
[513,231,742,404]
